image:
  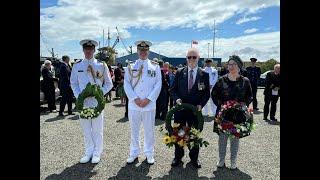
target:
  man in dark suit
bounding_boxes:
[41,60,58,112]
[168,48,210,168]
[58,55,74,116]
[264,64,280,121]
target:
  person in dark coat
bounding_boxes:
[263,64,280,121]
[246,57,261,110]
[41,60,57,112]
[58,55,74,116]
[168,48,210,168]
[114,63,123,98]
[155,59,170,120]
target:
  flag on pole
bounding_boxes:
[191,40,198,47]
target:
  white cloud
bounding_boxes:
[40,0,279,41]
[236,16,261,25]
[244,28,259,34]
[150,31,280,62]
[40,0,279,61]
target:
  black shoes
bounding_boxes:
[191,160,202,168]
[171,158,183,167]
[68,112,75,115]
[270,117,278,121]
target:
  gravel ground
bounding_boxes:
[40,88,280,180]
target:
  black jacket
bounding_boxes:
[172,67,210,108]
[59,62,72,91]
[41,67,56,93]
[264,71,280,96]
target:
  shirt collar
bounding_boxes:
[137,59,149,65]
[83,57,95,63]
[188,66,198,72]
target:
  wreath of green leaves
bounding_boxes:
[75,83,106,119]
[165,103,204,132]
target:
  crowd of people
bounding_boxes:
[40,38,280,170]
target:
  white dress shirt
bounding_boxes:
[187,65,198,86]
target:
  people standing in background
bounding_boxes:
[246,58,261,110]
[114,63,123,98]
[118,69,126,105]
[106,65,114,102]
[58,55,74,116]
[202,59,218,117]
[41,60,57,112]
[219,63,228,77]
[263,64,280,121]
[168,65,176,109]
[155,59,169,121]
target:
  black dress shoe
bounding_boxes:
[254,108,259,111]
[171,159,183,167]
[191,160,202,168]
[58,113,64,117]
[68,112,75,115]
[263,117,268,120]
[270,117,278,121]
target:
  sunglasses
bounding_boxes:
[187,56,197,59]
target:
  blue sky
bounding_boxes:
[40,0,280,61]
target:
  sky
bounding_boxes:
[40,0,280,62]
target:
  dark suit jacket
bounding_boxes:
[59,62,72,92]
[41,67,56,93]
[172,67,210,108]
[264,71,280,97]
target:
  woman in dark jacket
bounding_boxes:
[41,60,57,112]
[211,55,253,170]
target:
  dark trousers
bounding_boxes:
[156,90,169,120]
[125,95,128,118]
[44,89,56,111]
[264,95,279,119]
[59,88,73,114]
[169,95,174,109]
[173,109,199,162]
[252,85,258,109]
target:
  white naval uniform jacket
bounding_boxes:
[204,66,218,87]
[70,58,113,107]
[124,59,162,112]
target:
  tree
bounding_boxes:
[94,47,116,65]
[260,59,279,73]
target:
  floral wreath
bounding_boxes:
[160,103,209,149]
[214,100,255,139]
[165,103,204,132]
[75,83,106,119]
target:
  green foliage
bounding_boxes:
[260,59,279,73]
[76,83,106,119]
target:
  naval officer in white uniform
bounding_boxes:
[70,39,113,164]
[124,40,162,165]
[202,59,218,117]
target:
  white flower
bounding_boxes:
[190,142,195,148]
[237,129,240,133]
[178,129,185,137]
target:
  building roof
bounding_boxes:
[116,51,222,67]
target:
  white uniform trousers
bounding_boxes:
[202,88,217,116]
[79,111,104,157]
[128,109,156,157]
